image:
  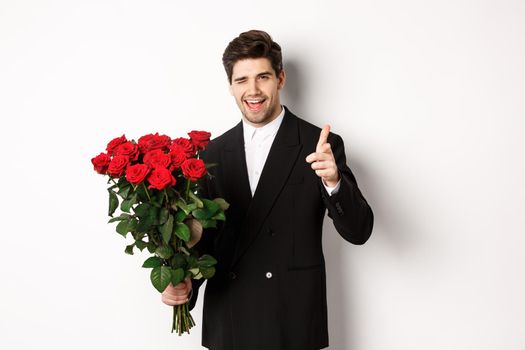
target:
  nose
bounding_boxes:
[246,78,260,95]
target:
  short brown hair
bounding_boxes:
[222,30,283,84]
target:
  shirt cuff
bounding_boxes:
[322,178,341,196]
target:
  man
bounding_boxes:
[162,30,373,350]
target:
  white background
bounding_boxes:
[1,0,524,349]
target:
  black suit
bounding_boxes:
[190,107,373,350]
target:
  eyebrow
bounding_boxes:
[233,71,274,82]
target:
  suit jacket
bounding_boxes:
[190,106,373,350]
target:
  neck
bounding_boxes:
[243,105,283,128]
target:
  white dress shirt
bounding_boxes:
[242,106,340,197]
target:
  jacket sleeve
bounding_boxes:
[319,133,374,245]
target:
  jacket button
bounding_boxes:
[229,272,237,280]
[266,272,273,279]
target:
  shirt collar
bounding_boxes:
[242,106,285,142]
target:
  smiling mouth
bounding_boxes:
[244,98,266,112]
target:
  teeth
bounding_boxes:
[246,99,263,103]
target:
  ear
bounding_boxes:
[277,69,286,90]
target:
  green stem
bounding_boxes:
[163,188,169,205]
[177,304,182,335]
[171,301,195,335]
[171,305,176,333]
[185,180,191,201]
[142,182,152,201]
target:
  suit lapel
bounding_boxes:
[221,122,252,219]
[232,109,303,267]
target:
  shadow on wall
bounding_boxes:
[283,58,352,350]
[283,56,417,349]
[281,59,307,116]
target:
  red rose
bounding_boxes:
[181,158,206,182]
[147,168,176,190]
[188,130,211,150]
[125,164,150,184]
[106,135,127,155]
[169,148,187,170]
[91,153,111,174]
[138,133,171,154]
[171,138,195,157]
[107,155,129,177]
[143,149,171,169]
[115,141,139,161]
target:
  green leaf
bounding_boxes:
[200,266,216,279]
[202,199,220,216]
[159,215,174,244]
[134,203,151,217]
[170,254,186,269]
[171,268,185,286]
[159,208,169,225]
[136,211,155,232]
[174,223,190,242]
[150,266,171,293]
[142,256,163,268]
[192,208,210,220]
[155,245,174,259]
[120,199,132,213]
[146,242,156,254]
[213,198,230,211]
[135,240,147,251]
[150,191,165,208]
[174,210,187,223]
[135,231,145,240]
[125,244,134,255]
[148,206,159,220]
[120,193,138,213]
[117,185,131,199]
[116,219,130,237]
[212,212,226,221]
[108,213,132,223]
[186,255,198,268]
[128,218,138,232]
[117,177,128,186]
[176,199,192,215]
[198,254,218,267]
[199,219,217,229]
[188,191,204,208]
[108,190,119,217]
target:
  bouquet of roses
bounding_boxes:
[91,131,227,335]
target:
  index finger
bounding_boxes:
[316,124,331,151]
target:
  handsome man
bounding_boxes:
[162,30,373,350]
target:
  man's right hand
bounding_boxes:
[161,277,192,306]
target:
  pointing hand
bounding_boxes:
[305,125,340,187]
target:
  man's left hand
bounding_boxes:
[306,125,340,187]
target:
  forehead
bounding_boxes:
[231,58,275,78]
